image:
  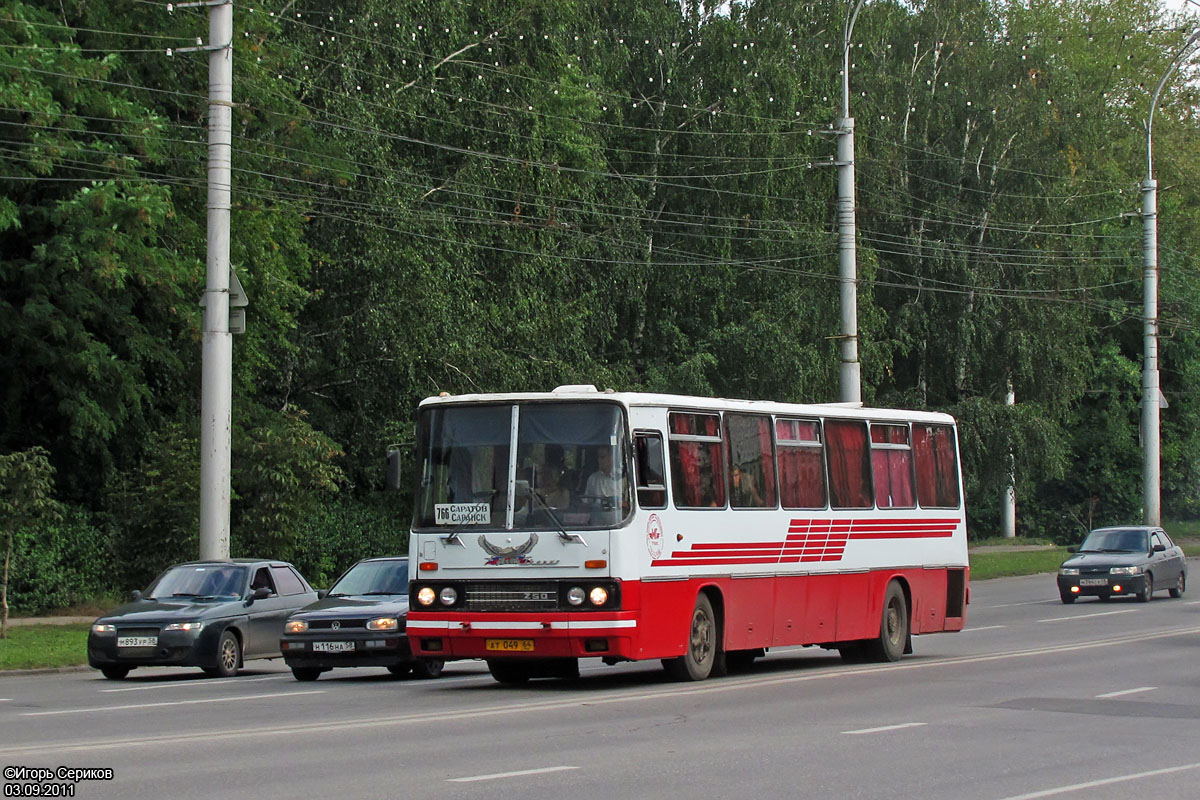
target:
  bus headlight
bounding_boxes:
[439,587,458,606]
[417,587,436,606]
[567,587,586,606]
[589,586,609,606]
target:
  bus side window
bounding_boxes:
[913,424,960,508]
[635,432,667,509]
[668,412,725,508]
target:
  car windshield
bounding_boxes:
[147,565,247,600]
[413,401,630,531]
[328,560,408,596]
[1079,529,1148,553]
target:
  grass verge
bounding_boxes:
[0,623,90,670]
[968,548,1069,580]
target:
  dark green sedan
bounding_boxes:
[87,559,318,679]
[1057,526,1187,604]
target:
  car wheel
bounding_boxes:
[866,581,909,662]
[1138,574,1154,603]
[663,593,719,681]
[386,664,413,678]
[100,666,130,680]
[212,630,241,677]
[1059,592,1076,605]
[412,659,445,680]
[291,667,323,682]
[1170,572,1186,599]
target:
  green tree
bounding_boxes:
[0,447,61,637]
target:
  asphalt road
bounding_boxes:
[2,571,1199,800]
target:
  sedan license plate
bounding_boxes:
[312,641,355,653]
[1078,578,1108,587]
[486,639,535,653]
[117,636,157,648]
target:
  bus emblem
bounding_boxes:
[480,534,558,566]
[646,514,664,559]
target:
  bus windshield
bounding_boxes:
[413,402,630,531]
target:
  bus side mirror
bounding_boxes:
[386,446,403,491]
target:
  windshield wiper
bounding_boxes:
[171,592,201,598]
[528,487,586,545]
[361,591,403,596]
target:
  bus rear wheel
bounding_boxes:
[487,660,532,684]
[664,593,719,682]
[867,581,909,662]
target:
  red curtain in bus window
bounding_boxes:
[913,424,960,508]
[779,447,825,508]
[826,419,871,509]
[670,414,701,506]
[757,417,777,507]
[871,425,915,509]
[703,414,726,507]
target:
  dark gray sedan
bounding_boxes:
[1057,526,1187,604]
[87,559,318,679]
[280,556,444,681]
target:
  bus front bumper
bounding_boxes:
[406,612,639,660]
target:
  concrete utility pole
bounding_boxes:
[1141,28,1200,527]
[175,0,235,559]
[1002,382,1016,539]
[836,0,867,404]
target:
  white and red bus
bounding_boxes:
[406,385,968,683]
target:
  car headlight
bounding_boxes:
[439,587,458,606]
[416,587,436,606]
[567,587,586,606]
[284,620,309,634]
[163,622,204,632]
[589,586,609,606]
[1110,565,1143,576]
[366,617,398,631]
[91,623,116,634]
[1059,568,1080,576]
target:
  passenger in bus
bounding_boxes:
[731,465,764,507]
[538,463,572,509]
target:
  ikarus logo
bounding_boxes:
[479,534,560,566]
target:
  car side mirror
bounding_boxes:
[130,589,142,601]
[1066,546,1078,553]
[317,589,328,599]
[1152,543,1166,553]
[248,586,271,602]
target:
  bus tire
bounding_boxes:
[664,593,719,682]
[868,581,909,663]
[487,660,531,685]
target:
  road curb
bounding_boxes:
[0,665,91,677]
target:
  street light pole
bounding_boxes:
[836,0,867,404]
[1141,28,1200,527]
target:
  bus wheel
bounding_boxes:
[664,593,718,681]
[868,582,909,662]
[487,660,531,685]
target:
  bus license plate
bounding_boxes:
[1078,578,1108,586]
[486,639,534,652]
[312,641,355,653]
[117,636,157,648]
